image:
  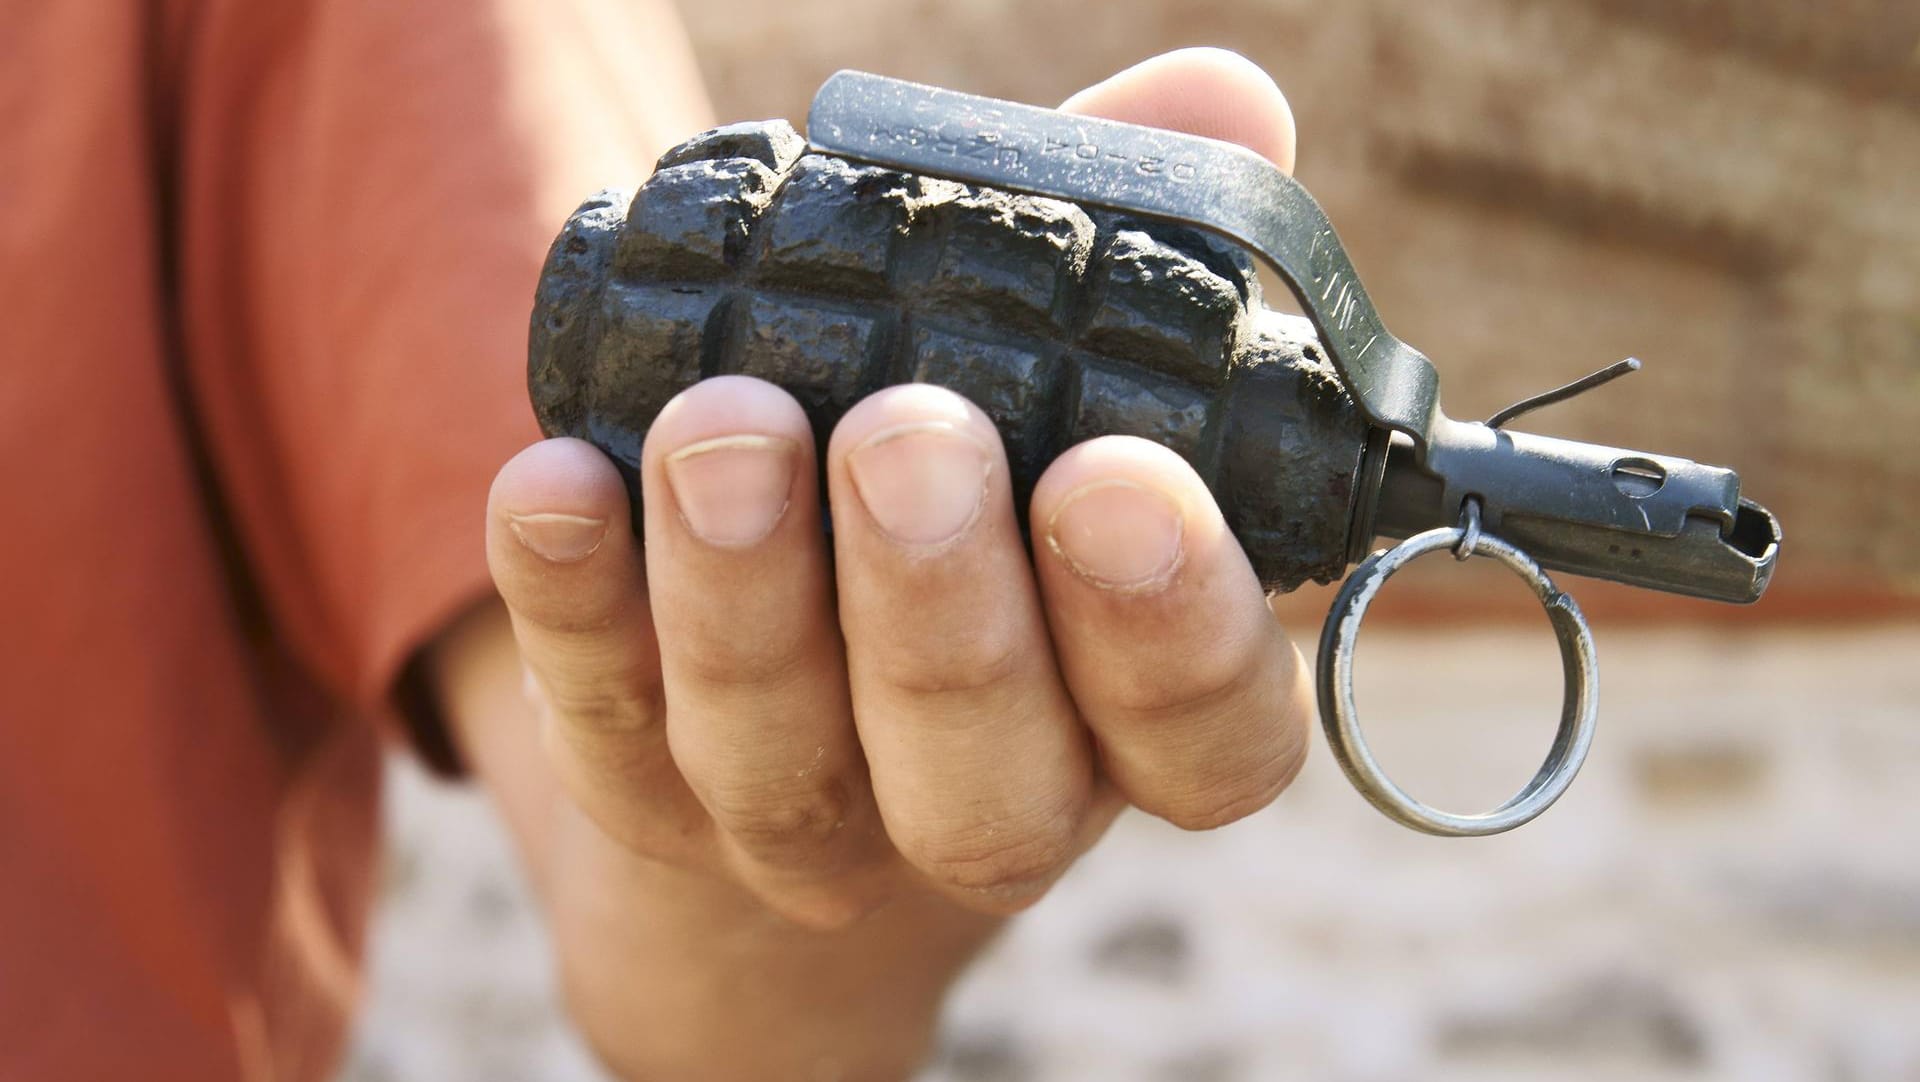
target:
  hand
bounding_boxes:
[441,47,1312,1082]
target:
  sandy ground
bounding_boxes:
[337,626,1920,1082]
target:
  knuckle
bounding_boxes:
[1269,713,1311,789]
[672,633,813,694]
[709,777,854,863]
[522,627,666,735]
[506,582,635,639]
[902,800,1081,899]
[544,672,664,735]
[876,628,1024,697]
[521,601,624,638]
[1136,709,1310,832]
[1146,776,1283,832]
[1105,639,1261,720]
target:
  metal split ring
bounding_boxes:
[1316,504,1600,836]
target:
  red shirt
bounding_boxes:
[0,2,707,1077]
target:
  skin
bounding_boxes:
[430,47,1314,1081]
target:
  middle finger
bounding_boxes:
[829,384,1099,913]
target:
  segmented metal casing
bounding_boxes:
[529,120,1368,591]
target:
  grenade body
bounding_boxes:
[530,120,1371,591]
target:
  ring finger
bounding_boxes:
[642,376,889,928]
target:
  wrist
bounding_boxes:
[549,812,1001,1082]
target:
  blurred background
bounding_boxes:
[341,2,1919,1079]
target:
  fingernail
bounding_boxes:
[507,512,607,563]
[846,422,990,548]
[1046,479,1185,591]
[664,434,797,546]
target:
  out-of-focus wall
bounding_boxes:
[673,0,1920,614]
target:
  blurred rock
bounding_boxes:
[932,1030,1040,1082]
[1434,972,1708,1068]
[1089,914,1193,985]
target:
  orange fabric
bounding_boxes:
[0,2,707,1078]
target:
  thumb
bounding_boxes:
[1059,47,1297,174]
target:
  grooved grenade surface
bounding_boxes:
[529,120,1370,591]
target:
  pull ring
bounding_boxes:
[1316,502,1599,836]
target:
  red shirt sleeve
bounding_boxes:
[171,0,712,770]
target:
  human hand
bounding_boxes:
[457,47,1313,1081]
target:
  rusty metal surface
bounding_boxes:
[808,70,1443,446]
[529,119,1368,591]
